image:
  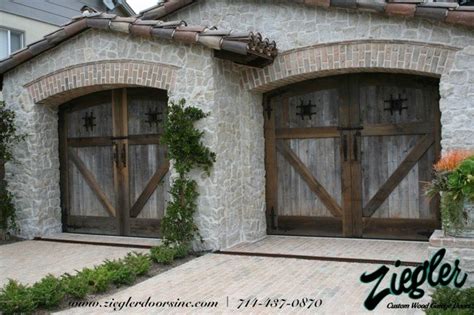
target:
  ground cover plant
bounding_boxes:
[0,249,191,314]
[426,286,474,315]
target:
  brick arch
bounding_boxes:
[241,40,460,93]
[24,59,179,106]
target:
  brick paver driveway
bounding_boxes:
[0,241,147,286]
[59,253,430,315]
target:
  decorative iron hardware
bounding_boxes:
[121,144,127,168]
[113,143,119,167]
[145,108,163,127]
[342,134,348,162]
[384,94,408,116]
[353,131,361,162]
[82,111,96,132]
[296,99,317,120]
[337,126,364,131]
[264,103,272,119]
[270,207,277,230]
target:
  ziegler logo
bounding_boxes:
[360,249,467,311]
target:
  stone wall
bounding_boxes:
[170,0,474,151]
[429,230,474,288]
[2,0,474,250]
[2,29,266,249]
[439,46,474,151]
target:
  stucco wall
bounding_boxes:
[2,29,266,249]
[0,11,58,46]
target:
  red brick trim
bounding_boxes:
[242,40,460,92]
[25,60,179,106]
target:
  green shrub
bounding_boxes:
[0,279,36,314]
[426,287,474,315]
[103,259,136,286]
[61,273,89,299]
[78,267,111,293]
[160,99,216,246]
[150,246,175,265]
[31,274,64,309]
[123,252,151,276]
[0,101,25,234]
[174,243,190,259]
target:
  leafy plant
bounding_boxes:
[426,152,474,233]
[426,287,474,315]
[434,150,473,173]
[427,151,474,197]
[0,184,16,233]
[123,252,151,276]
[77,267,111,293]
[31,274,64,309]
[447,156,474,202]
[61,273,89,299]
[150,245,175,265]
[0,101,25,235]
[160,99,216,247]
[103,259,136,286]
[173,243,190,259]
[0,279,36,314]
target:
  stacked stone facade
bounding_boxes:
[1,0,474,250]
[429,230,474,288]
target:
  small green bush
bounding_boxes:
[426,287,474,315]
[61,273,89,299]
[78,267,111,293]
[0,279,36,315]
[174,243,190,259]
[150,246,175,265]
[31,274,64,309]
[103,259,136,286]
[123,252,152,276]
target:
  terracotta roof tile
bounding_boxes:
[138,0,196,20]
[294,0,474,29]
[0,12,278,75]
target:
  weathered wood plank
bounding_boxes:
[264,95,279,228]
[275,127,339,139]
[68,148,117,217]
[130,160,170,218]
[363,134,434,218]
[349,74,363,237]
[276,141,342,217]
[362,122,432,136]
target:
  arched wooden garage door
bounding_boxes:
[265,73,441,240]
[59,88,169,237]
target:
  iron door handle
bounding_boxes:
[121,143,127,168]
[353,131,360,161]
[343,135,348,162]
[113,143,119,167]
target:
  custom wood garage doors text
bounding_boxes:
[265,74,441,240]
[59,88,169,237]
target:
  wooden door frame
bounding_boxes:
[263,73,442,239]
[59,87,169,236]
[352,75,442,235]
[264,77,349,236]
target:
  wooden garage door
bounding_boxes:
[59,88,169,237]
[265,74,441,240]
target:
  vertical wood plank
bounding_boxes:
[59,110,69,230]
[349,74,363,237]
[339,76,354,237]
[264,95,279,229]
